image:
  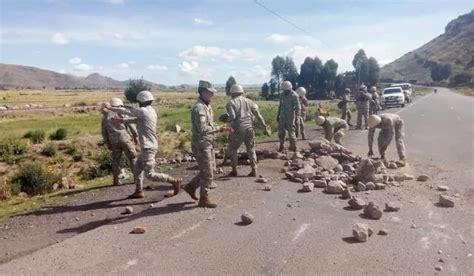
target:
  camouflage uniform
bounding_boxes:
[356,89,371,129]
[101,109,138,186]
[226,94,266,173]
[295,95,309,139]
[277,90,301,151]
[369,92,381,115]
[321,117,349,145]
[340,93,352,125]
[368,113,406,160]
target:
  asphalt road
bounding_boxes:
[1,88,473,275]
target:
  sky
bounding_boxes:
[1,0,472,85]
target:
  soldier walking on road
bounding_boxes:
[225,84,268,177]
[367,114,406,166]
[315,116,349,145]
[356,84,371,130]
[369,86,381,115]
[104,91,182,199]
[183,80,232,208]
[101,98,138,186]
[277,81,300,152]
[339,88,353,126]
[295,87,309,140]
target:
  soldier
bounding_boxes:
[340,88,353,126]
[277,81,300,152]
[369,86,381,115]
[226,84,268,177]
[356,84,371,130]
[101,98,138,186]
[315,116,348,145]
[295,87,309,140]
[104,91,182,199]
[367,114,406,166]
[183,80,232,208]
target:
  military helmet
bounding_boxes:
[218,113,230,123]
[296,87,306,97]
[315,115,326,125]
[370,86,377,92]
[359,84,367,91]
[281,81,292,91]
[109,98,123,107]
[344,88,351,93]
[368,115,382,128]
[198,80,217,94]
[137,90,154,103]
[230,84,244,95]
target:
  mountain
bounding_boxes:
[0,63,165,89]
[380,10,474,84]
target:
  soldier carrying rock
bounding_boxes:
[315,116,349,145]
[367,113,406,166]
[277,81,300,152]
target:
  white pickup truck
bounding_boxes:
[390,83,412,103]
[381,87,405,109]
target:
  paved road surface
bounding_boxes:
[1,88,473,275]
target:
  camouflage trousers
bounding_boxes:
[278,119,297,151]
[341,107,352,125]
[111,141,137,186]
[356,106,369,129]
[135,148,170,192]
[228,127,257,170]
[188,142,216,196]
[295,115,306,139]
[369,102,379,115]
[378,121,406,160]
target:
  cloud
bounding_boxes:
[68,57,81,65]
[73,63,93,72]
[266,33,291,44]
[147,65,168,71]
[179,45,261,62]
[104,0,124,4]
[51,32,69,45]
[194,18,214,26]
[179,61,199,74]
[117,62,129,69]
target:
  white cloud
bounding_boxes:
[147,65,168,71]
[51,32,69,45]
[68,57,81,65]
[179,61,199,74]
[113,33,124,40]
[266,33,291,44]
[104,0,124,4]
[73,63,93,72]
[193,18,214,26]
[179,45,261,62]
[128,61,136,65]
[117,62,129,69]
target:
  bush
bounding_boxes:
[41,143,57,157]
[124,78,152,103]
[49,128,68,140]
[0,139,28,164]
[24,130,46,144]
[10,162,61,196]
[58,143,77,155]
[72,151,83,162]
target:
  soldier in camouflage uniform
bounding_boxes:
[356,84,371,130]
[315,116,348,145]
[277,81,301,152]
[295,87,309,140]
[340,88,353,126]
[369,86,381,115]
[226,84,268,177]
[183,80,232,208]
[104,91,182,199]
[367,114,406,166]
[101,98,138,186]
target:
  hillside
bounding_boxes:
[380,10,474,84]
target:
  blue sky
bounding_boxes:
[1,0,472,85]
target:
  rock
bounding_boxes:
[263,184,272,191]
[270,151,280,159]
[241,213,254,225]
[334,164,343,172]
[378,229,389,235]
[340,188,352,199]
[207,215,216,221]
[402,174,414,180]
[385,202,401,212]
[435,265,442,271]
[352,223,373,242]
[364,202,383,219]
[437,185,449,191]
[375,183,386,190]
[356,158,376,183]
[279,168,287,173]
[312,179,327,188]
[411,223,417,229]
[292,178,304,184]
[389,181,400,187]
[316,155,339,171]
[348,197,366,210]
[216,168,224,174]
[295,164,317,179]
[394,174,406,182]
[325,180,345,194]
[357,182,367,192]
[342,164,355,173]
[417,174,430,182]
[256,177,268,183]
[285,172,295,179]
[365,182,376,190]
[52,183,60,191]
[130,227,146,234]
[438,195,455,207]
[330,175,339,181]
[123,206,134,214]
[302,182,314,192]
[387,162,398,169]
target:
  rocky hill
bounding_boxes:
[380,10,474,84]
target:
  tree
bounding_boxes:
[299,57,315,92]
[367,57,380,86]
[225,76,237,95]
[430,63,452,82]
[283,57,299,87]
[352,49,369,85]
[261,82,270,99]
[312,56,324,93]
[320,59,338,98]
[124,78,152,103]
[271,56,286,94]
[269,78,277,95]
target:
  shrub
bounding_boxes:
[124,78,152,103]
[10,162,61,196]
[41,143,57,157]
[72,151,83,162]
[58,143,77,155]
[24,130,45,144]
[0,139,28,164]
[49,128,68,140]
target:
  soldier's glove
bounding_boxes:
[217,125,233,133]
[218,113,230,123]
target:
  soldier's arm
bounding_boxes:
[225,102,236,123]
[250,102,266,127]
[101,117,112,149]
[325,124,334,141]
[194,107,218,135]
[126,122,138,139]
[294,94,301,118]
[277,97,282,121]
[303,97,309,107]
[108,106,140,122]
[368,128,375,153]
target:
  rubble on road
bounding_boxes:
[263,184,272,191]
[417,174,430,182]
[352,223,373,242]
[378,229,389,235]
[256,177,268,183]
[302,182,314,192]
[385,202,401,212]
[123,206,134,214]
[438,195,455,207]
[437,185,449,191]
[130,227,146,234]
[364,202,383,219]
[241,212,254,225]
[325,181,345,194]
[348,197,366,210]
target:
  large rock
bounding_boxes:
[364,202,383,219]
[302,182,314,192]
[348,197,366,210]
[316,155,339,171]
[365,182,376,190]
[241,212,254,225]
[295,164,317,179]
[356,158,377,183]
[356,182,366,192]
[438,195,455,207]
[340,188,352,199]
[385,202,401,212]
[352,223,373,242]
[312,179,327,188]
[325,180,345,194]
[417,174,430,182]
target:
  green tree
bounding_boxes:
[367,57,380,86]
[225,76,237,96]
[352,49,369,85]
[269,78,277,96]
[430,63,452,82]
[271,56,286,94]
[283,57,299,87]
[124,78,152,103]
[320,59,338,98]
[299,57,315,92]
[261,82,270,99]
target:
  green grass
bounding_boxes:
[454,87,474,96]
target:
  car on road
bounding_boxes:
[381,87,405,109]
[391,83,412,103]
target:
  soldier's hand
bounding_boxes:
[367,150,374,157]
[100,102,111,110]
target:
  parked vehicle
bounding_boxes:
[391,83,412,103]
[381,87,405,109]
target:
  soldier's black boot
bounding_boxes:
[228,167,238,177]
[183,184,198,200]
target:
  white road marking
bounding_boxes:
[169,221,204,240]
[292,223,310,242]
